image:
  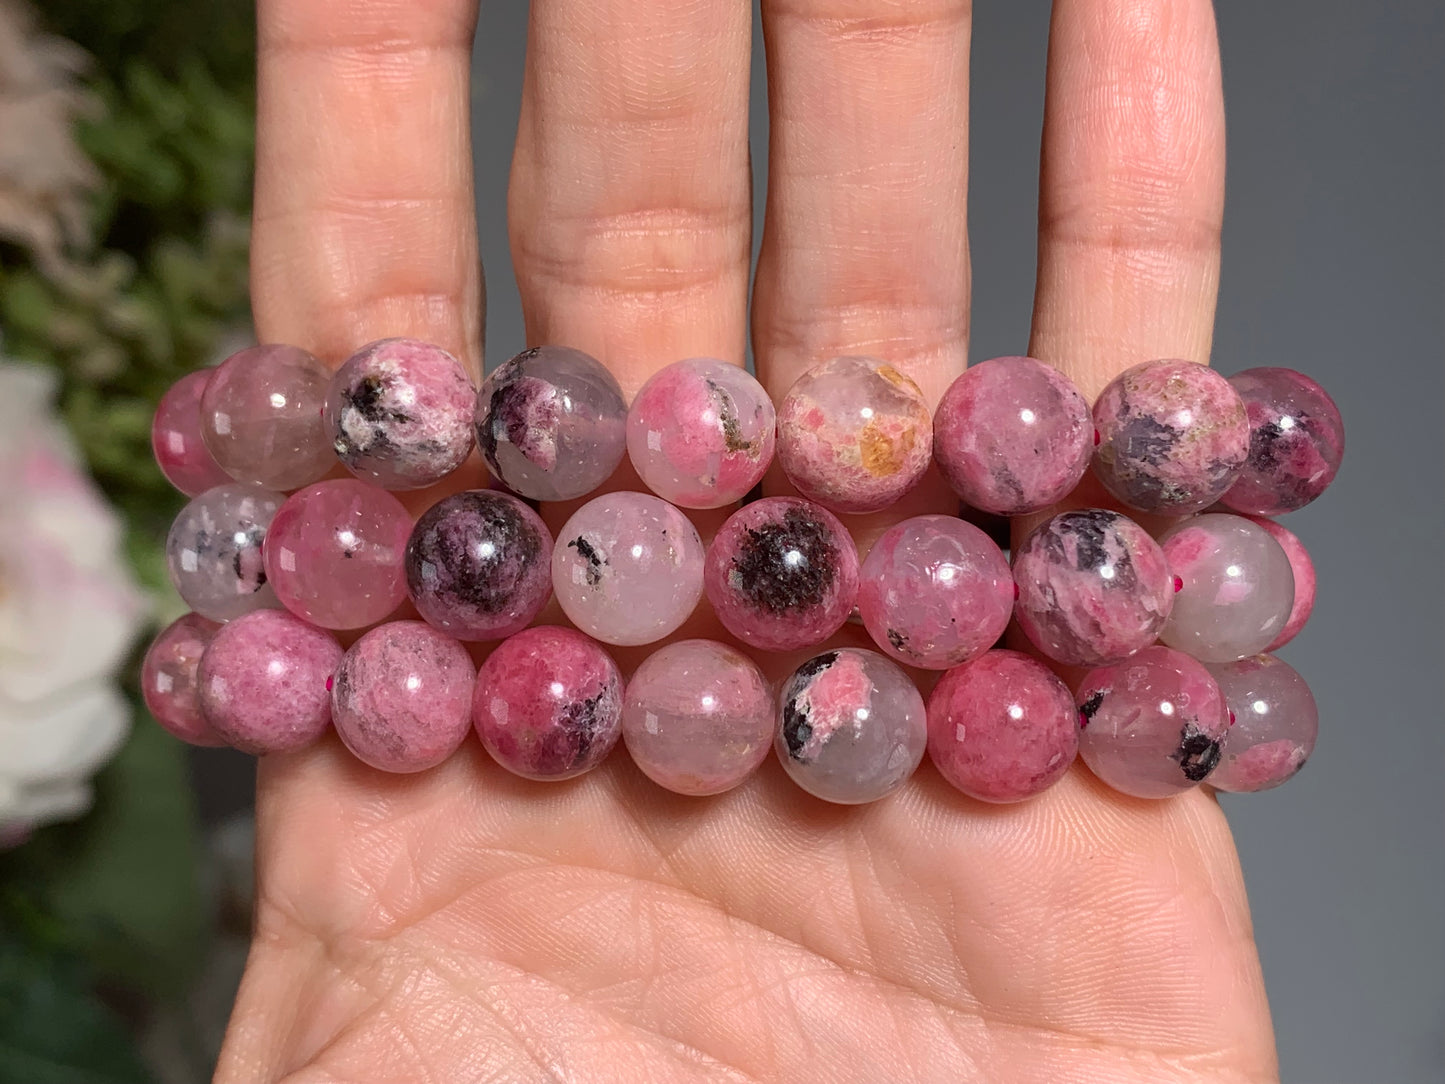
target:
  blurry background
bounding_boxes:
[0,1,1439,1082]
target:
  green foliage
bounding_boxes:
[0,933,152,1084]
[0,55,254,594]
[0,7,259,1073]
[0,720,206,998]
[38,0,255,93]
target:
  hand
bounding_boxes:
[217,0,1278,1080]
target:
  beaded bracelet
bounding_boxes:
[143,339,1343,806]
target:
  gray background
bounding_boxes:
[194,1,1445,1080]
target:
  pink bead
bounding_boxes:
[933,356,1093,515]
[626,357,775,509]
[858,515,1012,670]
[331,621,476,773]
[926,650,1077,803]
[1206,654,1318,793]
[197,609,341,754]
[141,613,225,746]
[405,491,553,641]
[166,483,284,622]
[324,338,476,490]
[151,370,231,496]
[1092,359,1250,514]
[200,344,335,491]
[1159,513,1294,663]
[1076,646,1229,798]
[704,497,859,652]
[1012,509,1174,667]
[776,356,932,514]
[777,648,927,804]
[622,639,774,796]
[552,492,705,646]
[263,479,412,630]
[1221,367,1345,516]
[1246,516,1316,649]
[472,626,623,781]
[475,346,627,501]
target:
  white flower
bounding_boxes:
[0,362,146,834]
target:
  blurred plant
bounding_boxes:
[0,0,97,273]
[0,0,257,1078]
[0,363,145,837]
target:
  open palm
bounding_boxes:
[217,0,1278,1080]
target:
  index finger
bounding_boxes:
[251,0,483,375]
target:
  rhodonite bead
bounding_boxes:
[1246,516,1316,649]
[1012,509,1174,667]
[552,492,705,646]
[622,639,774,796]
[926,650,1077,803]
[1159,513,1294,663]
[857,515,1012,670]
[152,370,231,496]
[1206,654,1319,793]
[166,483,284,621]
[472,626,623,781]
[704,496,859,652]
[200,344,335,490]
[474,346,627,501]
[1092,359,1250,514]
[776,355,932,515]
[626,357,775,509]
[776,648,927,805]
[1220,367,1345,516]
[197,609,340,754]
[262,479,412,630]
[1076,645,1229,798]
[331,621,476,773]
[405,490,553,641]
[141,613,224,746]
[324,338,476,490]
[933,356,1093,515]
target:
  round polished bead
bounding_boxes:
[553,492,705,646]
[704,496,859,652]
[1220,367,1345,516]
[1159,513,1294,663]
[622,639,773,796]
[332,621,476,773]
[1076,646,1229,798]
[152,370,231,496]
[200,343,335,490]
[197,609,340,754]
[141,613,224,746]
[933,356,1093,515]
[776,355,932,515]
[926,649,1077,803]
[263,479,411,630]
[473,626,623,781]
[166,483,284,622]
[1092,359,1250,514]
[405,490,553,641]
[324,338,476,490]
[1012,509,1174,667]
[1245,516,1316,650]
[1206,654,1318,793]
[474,346,627,501]
[776,648,926,805]
[626,357,775,509]
[858,515,1012,670]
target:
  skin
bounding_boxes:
[220,0,1276,1081]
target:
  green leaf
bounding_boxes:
[0,721,207,997]
[0,935,153,1084]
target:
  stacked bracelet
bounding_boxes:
[142,340,1343,807]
